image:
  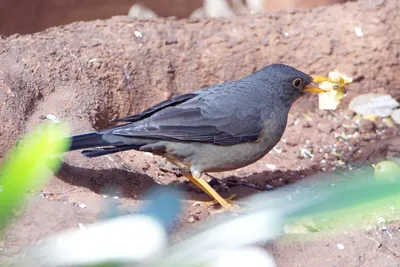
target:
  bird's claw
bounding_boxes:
[193,194,250,212]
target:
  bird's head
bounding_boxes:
[252,64,326,106]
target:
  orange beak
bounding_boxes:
[304,75,329,93]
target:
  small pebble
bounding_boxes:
[337,244,345,250]
[188,216,196,223]
[42,114,60,124]
[300,148,314,159]
[78,203,86,209]
[134,30,143,38]
[354,27,364,37]
[265,184,274,190]
[265,164,277,170]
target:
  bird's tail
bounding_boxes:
[67,132,141,158]
[81,145,141,157]
[68,132,108,151]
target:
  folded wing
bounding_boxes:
[112,83,268,146]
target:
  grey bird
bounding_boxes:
[67,64,326,210]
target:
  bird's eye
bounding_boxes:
[292,78,303,88]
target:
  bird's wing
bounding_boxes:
[111,83,271,146]
[115,93,199,123]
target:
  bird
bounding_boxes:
[66,64,326,210]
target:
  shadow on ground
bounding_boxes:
[57,159,324,203]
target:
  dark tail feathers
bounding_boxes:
[69,132,108,151]
[68,132,141,158]
[81,145,141,157]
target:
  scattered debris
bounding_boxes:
[383,117,395,127]
[354,27,364,37]
[39,114,60,124]
[189,8,206,19]
[348,93,399,117]
[302,112,313,122]
[337,243,345,250]
[246,0,265,13]
[265,164,277,170]
[390,109,400,124]
[190,0,269,18]
[273,147,282,154]
[300,148,314,159]
[34,189,76,201]
[203,0,235,18]
[128,4,158,19]
[144,152,154,157]
[188,216,196,223]
[134,31,143,38]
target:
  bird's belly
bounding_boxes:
[164,138,278,174]
[199,144,274,172]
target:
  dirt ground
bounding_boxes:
[0,0,349,36]
[1,0,400,265]
[0,0,203,36]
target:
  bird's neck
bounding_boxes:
[258,106,289,150]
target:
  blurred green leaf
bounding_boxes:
[286,169,400,232]
[0,123,70,231]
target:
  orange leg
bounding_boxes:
[182,169,240,210]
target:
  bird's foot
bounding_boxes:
[182,170,248,212]
[193,194,250,212]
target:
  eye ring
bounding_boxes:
[292,78,303,88]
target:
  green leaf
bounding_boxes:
[287,169,400,232]
[0,123,70,231]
